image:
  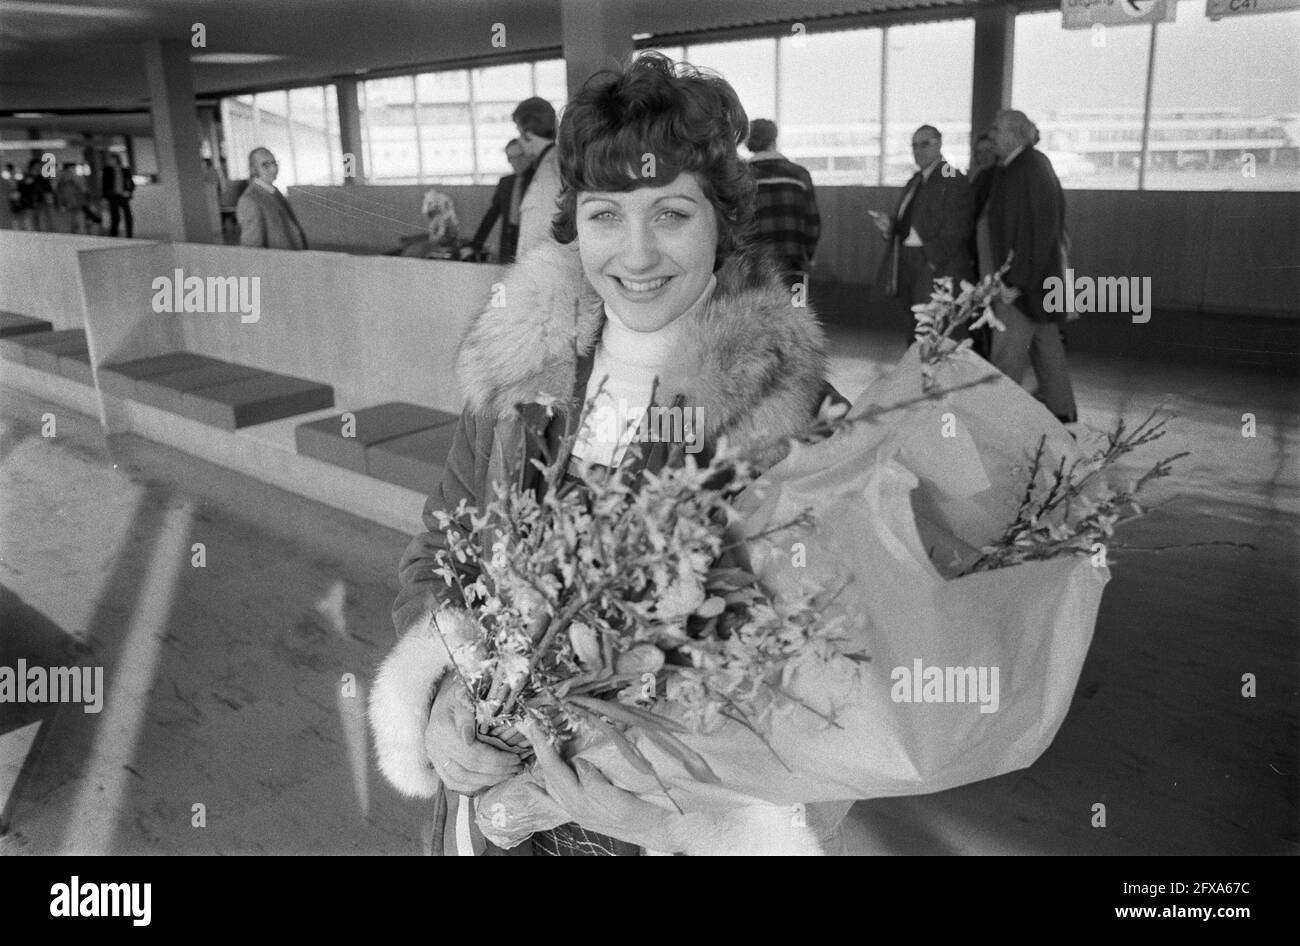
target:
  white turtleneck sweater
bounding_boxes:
[570,276,716,470]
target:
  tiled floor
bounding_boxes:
[1,326,1296,855]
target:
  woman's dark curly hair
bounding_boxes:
[550,52,755,262]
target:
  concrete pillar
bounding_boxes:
[143,38,216,243]
[560,0,634,98]
[971,5,1015,149]
[335,78,367,185]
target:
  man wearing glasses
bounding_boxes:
[871,125,973,345]
[237,148,309,250]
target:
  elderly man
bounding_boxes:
[512,97,560,259]
[872,125,973,345]
[237,147,308,250]
[980,109,1077,424]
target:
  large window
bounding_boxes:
[1145,10,1300,191]
[359,60,567,185]
[882,20,973,185]
[1012,11,1153,189]
[1014,8,1300,190]
[777,29,881,184]
[684,39,777,124]
[681,25,967,186]
[221,85,342,185]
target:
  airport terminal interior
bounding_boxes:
[0,0,1296,856]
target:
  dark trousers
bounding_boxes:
[108,195,133,238]
[895,245,934,346]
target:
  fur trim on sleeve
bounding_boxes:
[369,610,475,798]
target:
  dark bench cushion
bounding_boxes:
[15,330,88,376]
[365,423,460,494]
[0,312,54,338]
[57,346,94,386]
[99,351,334,430]
[98,353,225,399]
[178,373,334,431]
[295,402,458,474]
[132,362,267,413]
[0,328,86,370]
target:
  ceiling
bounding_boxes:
[0,0,993,132]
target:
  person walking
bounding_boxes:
[102,153,135,238]
[466,139,530,263]
[979,109,1078,424]
[871,125,974,347]
[746,118,821,284]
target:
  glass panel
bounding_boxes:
[778,28,881,185]
[1146,11,1300,191]
[473,62,533,102]
[361,76,419,182]
[251,91,295,185]
[287,86,327,129]
[417,69,470,103]
[683,38,776,126]
[883,19,974,185]
[534,58,568,112]
[221,95,259,180]
[324,84,343,184]
[1012,10,1151,190]
[420,101,475,180]
[474,99,519,182]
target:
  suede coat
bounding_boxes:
[372,239,839,855]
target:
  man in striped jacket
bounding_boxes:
[746,119,821,281]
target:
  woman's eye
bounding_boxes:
[588,210,617,222]
[658,209,689,222]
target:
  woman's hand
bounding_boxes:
[424,677,525,795]
[518,717,683,853]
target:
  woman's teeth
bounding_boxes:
[618,276,669,292]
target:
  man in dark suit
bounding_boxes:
[979,109,1077,424]
[872,125,974,344]
[102,153,135,238]
[236,147,308,250]
[466,139,530,263]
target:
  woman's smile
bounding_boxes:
[612,274,673,296]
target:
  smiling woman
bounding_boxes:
[370,52,842,855]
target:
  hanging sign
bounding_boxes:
[1206,0,1300,19]
[1061,0,1177,28]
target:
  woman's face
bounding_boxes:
[575,172,718,333]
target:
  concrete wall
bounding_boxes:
[0,231,130,328]
[71,239,502,413]
[288,183,1300,318]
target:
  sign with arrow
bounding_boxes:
[1062,0,1178,28]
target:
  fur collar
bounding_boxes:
[455,241,829,457]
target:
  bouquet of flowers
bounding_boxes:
[429,388,869,803]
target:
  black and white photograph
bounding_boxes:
[0,0,1295,894]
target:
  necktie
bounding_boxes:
[271,187,307,248]
[896,173,924,239]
